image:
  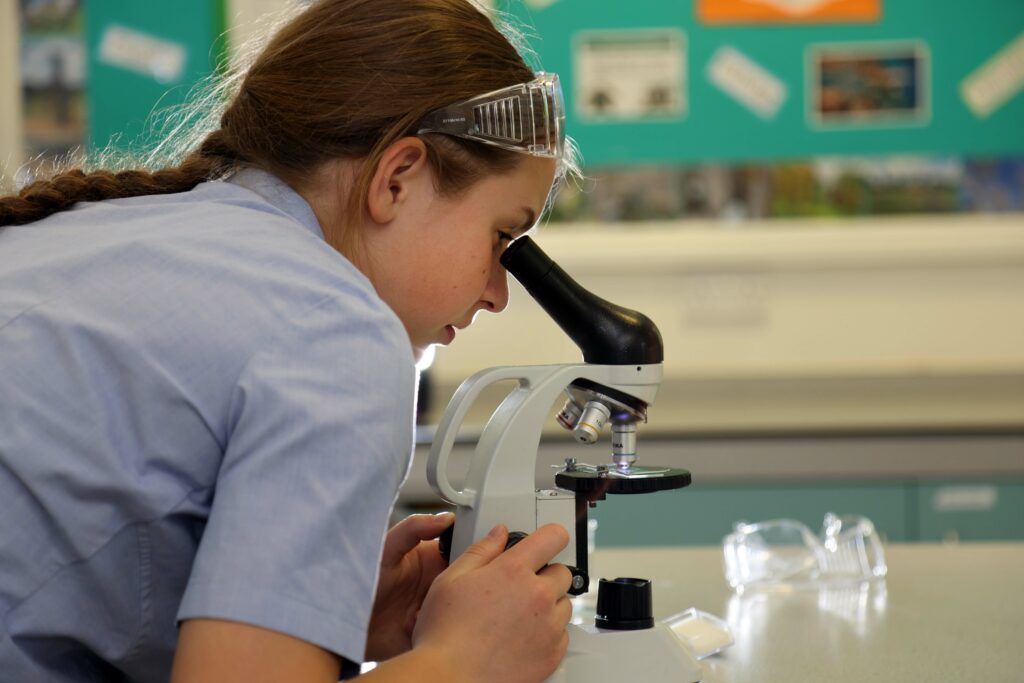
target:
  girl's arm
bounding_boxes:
[170,524,571,683]
[171,619,341,682]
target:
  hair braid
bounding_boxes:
[0,129,239,228]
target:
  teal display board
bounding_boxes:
[84,1,226,152]
[501,1,1024,166]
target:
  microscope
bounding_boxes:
[427,236,720,682]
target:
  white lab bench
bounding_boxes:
[585,542,1024,682]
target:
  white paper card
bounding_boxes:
[960,31,1024,119]
[933,486,998,512]
[707,46,787,119]
[98,24,186,84]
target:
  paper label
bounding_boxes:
[960,31,1024,119]
[707,45,787,119]
[98,25,186,84]
[932,486,998,512]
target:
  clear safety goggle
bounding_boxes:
[723,513,887,590]
[417,72,565,159]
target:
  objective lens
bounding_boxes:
[573,401,611,444]
[612,423,637,471]
[556,398,583,431]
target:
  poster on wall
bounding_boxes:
[573,29,686,122]
[697,0,881,25]
[807,41,930,128]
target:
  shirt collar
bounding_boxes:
[227,167,324,240]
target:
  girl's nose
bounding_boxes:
[482,264,510,313]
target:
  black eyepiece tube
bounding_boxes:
[500,236,663,365]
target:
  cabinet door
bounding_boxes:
[591,481,909,547]
[915,480,1024,542]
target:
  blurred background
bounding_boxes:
[1,0,1022,547]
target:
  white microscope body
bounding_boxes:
[426,362,704,682]
[426,236,712,683]
[427,361,660,572]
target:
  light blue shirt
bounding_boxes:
[0,168,417,681]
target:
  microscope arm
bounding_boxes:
[426,364,542,508]
[427,361,663,576]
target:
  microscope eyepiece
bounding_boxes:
[500,237,664,365]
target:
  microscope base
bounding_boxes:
[544,622,702,683]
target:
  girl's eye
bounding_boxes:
[496,231,515,246]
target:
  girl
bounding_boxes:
[0,1,578,681]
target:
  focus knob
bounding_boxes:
[595,577,654,631]
[504,531,528,551]
[438,522,455,564]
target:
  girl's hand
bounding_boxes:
[365,513,454,661]
[410,523,573,683]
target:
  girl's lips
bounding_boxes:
[443,325,456,344]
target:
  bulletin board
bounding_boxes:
[84,1,226,152]
[500,0,1024,166]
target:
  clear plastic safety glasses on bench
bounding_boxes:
[723,513,887,591]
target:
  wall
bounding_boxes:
[1,0,23,193]
[499,0,1024,164]
[423,213,1024,434]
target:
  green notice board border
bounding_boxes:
[501,1,1024,166]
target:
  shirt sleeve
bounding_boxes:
[176,292,416,662]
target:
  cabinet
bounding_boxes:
[402,432,1024,546]
[915,481,1024,542]
[588,478,1024,547]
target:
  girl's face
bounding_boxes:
[359,151,557,360]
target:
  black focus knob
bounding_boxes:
[595,577,654,631]
[438,522,455,564]
[504,531,528,551]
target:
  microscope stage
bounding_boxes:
[555,467,691,495]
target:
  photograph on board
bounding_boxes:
[808,41,930,128]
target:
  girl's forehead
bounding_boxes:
[478,157,558,212]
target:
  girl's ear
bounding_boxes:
[366,137,430,224]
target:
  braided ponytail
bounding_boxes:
[0,130,239,227]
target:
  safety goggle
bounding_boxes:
[417,72,565,159]
[723,513,887,590]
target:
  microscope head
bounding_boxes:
[500,236,663,366]
[501,236,666,473]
